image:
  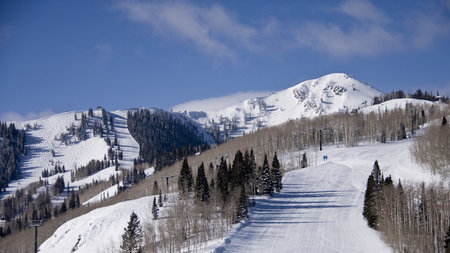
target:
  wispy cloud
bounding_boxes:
[336,0,389,24]
[115,1,258,62]
[294,22,401,57]
[172,91,272,112]
[0,110,55,122]
[0,25,12,42]
[408,12,450,48]
[114,0,450,59]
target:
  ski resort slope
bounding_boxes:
[40,196,158,253]
[1,109,139,200]
[40,138,441,253]
[214,163,392,253]
[212,139,440,253]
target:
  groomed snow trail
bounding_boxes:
[216,162,392,253]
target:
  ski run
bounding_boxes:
[40,137,441,252]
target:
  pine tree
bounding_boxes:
[301,152,308,168]
[178,158,193,193]
[59,202,67,214]
[271,153,282,192]
[158,190,163,207]
[195,163,210,202]
[121,211,143,253]
[231,150,244,188]
[234,186,248,223]
[216,157,229,202]
[260,154,273,195]
[363,174,377,228]
[152,197,159,220]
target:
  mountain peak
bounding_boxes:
[178,73,383,140]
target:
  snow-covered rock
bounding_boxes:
[174,73,383,138]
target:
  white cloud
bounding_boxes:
[0,110,55,122]
[294,22,401,57]
[115,0,450,59]
[409,12,450,48]
[337,0,389,24]
[115,1,258,61]
[171,91,272,112]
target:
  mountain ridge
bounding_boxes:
[174,73,384,139]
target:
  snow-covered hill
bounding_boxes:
[39,137,442,252]
[0,108,140,201]
[174,73,383,138]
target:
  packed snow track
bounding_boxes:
[215,162,392,253]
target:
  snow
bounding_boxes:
[360,98,438,114]
[1,109,140,200]
[41,137,441,253]
[176,73,383,136]
[40,195,160,253]
[213,162,392,253]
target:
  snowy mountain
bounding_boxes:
[173,73,383,138]
[0,107,213,204]
[39,137,442,252]
[0,109,139,201]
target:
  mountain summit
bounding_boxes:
[176,73,383,139]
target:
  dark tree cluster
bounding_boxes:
[41,164,66,178]
[120,167,146,191]
[374,89,448,105]
[0,122,26,191]
[127,109,208,170]
[174,150,282,230]
[74,159,110,180]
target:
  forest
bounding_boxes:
[0,122,26,191]
[127,109,209,170]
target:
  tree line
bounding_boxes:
[0,122,26,191]
[127,109,208,170]
[363,161,450,252]
[374,89,449,105]
[136,149,282,252]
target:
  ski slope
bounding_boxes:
[215,162,392,253]
[1,109,140,200]
[40,137,442,253]
[211,139,441,252]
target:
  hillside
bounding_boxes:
[39,137,443,252]
[1,109,139,201]
[174,73,383,139]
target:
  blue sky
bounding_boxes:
[1,0,450,121]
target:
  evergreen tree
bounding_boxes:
[152,197,159,220]
[59,202,67,214]
[234,186,248,223]
[363,174,377,228]
[158,190,163,207]
[216,157,229,202]
[271,153,282,192]
[178,158,193,193]
[195,163,210,202]
[398,123,407,140]
[301,152,308,168]
[260,154,273,195]
[121,211,143,253]
[231,150,244,187]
